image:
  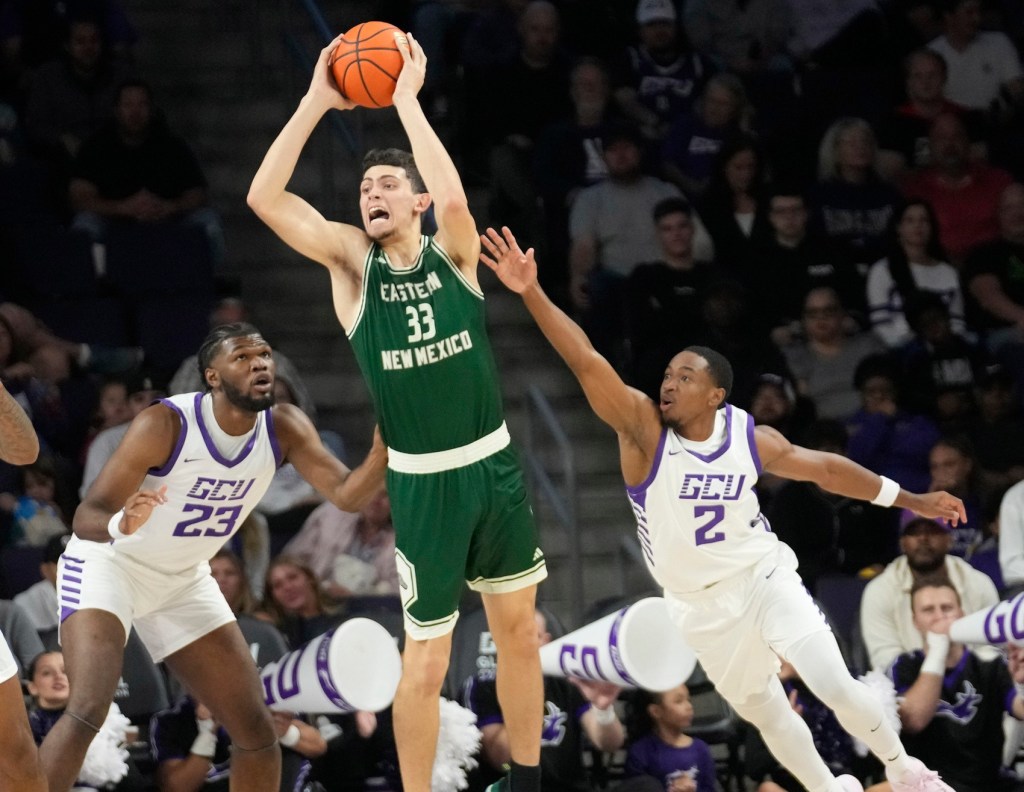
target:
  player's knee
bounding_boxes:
[220,699,276,747]
[491,615,540,659]
[400,649,449,694]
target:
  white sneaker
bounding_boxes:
[837,774,864,792]
[887,757,955,791]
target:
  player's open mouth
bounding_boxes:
[253,375,272,393]
[368,207,389,224]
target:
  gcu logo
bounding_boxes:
[678,473,746,501]
[982,592,1024,643]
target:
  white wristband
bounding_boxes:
[279,723,301,748]
[107,509,127,540]
[190,730,217,758]
[590,706,617,726]
[870,476,900,508]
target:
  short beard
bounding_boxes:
[221,378,275,413]
[908,555,946,576]
[660,413,681,433]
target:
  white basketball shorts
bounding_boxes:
[58,536,235,663]
[664,544,830,704]
[0,630,17,683]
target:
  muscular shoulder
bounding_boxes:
[268,402,316,450]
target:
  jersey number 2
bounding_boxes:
[172,504,242,538]
[405,303,436,343]
[694,505,725,546]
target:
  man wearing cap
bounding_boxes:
[860,514,998,671]
[13,532,68,634]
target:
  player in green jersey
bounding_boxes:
[248,31,546,792]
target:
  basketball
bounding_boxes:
[330,21,406,109]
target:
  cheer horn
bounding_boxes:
[950,591,1024,646]
[539,597,696,691]
[260,617,402,713]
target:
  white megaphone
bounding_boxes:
[539,597,696,691]
[260,617,402,713]
[950,591,1024,646]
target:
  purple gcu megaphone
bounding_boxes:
[950,591,1024,646]
[539,597,696,691]
[260,617,401,713]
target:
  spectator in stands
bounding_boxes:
[78,375,128,464]
[464,607,626,792]
[866,199,966,350]
[610,0,712,143]
[902,112,1014,264]
[928,0,1024,116]
[68,78,224,264]
[0,599,44,677]
[210,548,257,617]
[845,354,941,494]
[260,556,343,649]
[624,197,714,400]
[889,579,1024,792]
[860,515,998,670]
[281,487,398,600]
[967,365,1024,491]
[12,531,66,633]
[23,17,131,168]
[0,455,69,548]
[152,693,326,792]
[992,473,1024,596]
[809,117,903,273]
[877,48,985,181]
[781,288,886,421]
[922,436,987,557]
[661,73,751,200]
[623,684,716,792]
[968,487,1005,591]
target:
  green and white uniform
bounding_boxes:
[348,235,546,638]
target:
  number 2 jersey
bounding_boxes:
[110,392,280,574]
[627,404,780,595]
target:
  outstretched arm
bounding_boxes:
[392,34,478,272]
[0,381,38,465]
[755,426,966,524]
[247,35,366,271]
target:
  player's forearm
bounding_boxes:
[392,95,467,210]
[72,500,120,544]
[520,282,599,375]
[0,385,39,465]
[247,96,328,211]
[329,444,388,513]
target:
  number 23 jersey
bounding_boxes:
[111,392,280,573]
[627,404,780,595]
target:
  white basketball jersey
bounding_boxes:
[112,393,280,573]
[627,404,779,595]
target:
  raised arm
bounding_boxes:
[481,227,660,482]
[247,35,367,272]
[0,381,39,465]
[391,34,479,273]
[275,405,388,512]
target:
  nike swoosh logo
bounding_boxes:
[668,449,683,456]
[183,457,201,463]
[765,567,777,579]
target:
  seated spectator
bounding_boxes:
[860,515,999,670]
[845,354,941,494]
[68,78,224,265]
[968,487,1006,591]
[877,48,986,181]
[967,365,1024,491]
[12,532,66,632]
[307,707,400,792]
[809,117,903,273]
[610,0,712,143]
[623,683,716,792]
[902,112,1014,265]
[889,579,1024,792]
[23,17,131,168]
[767,419,898,587]
[928,0,1024,116]
[260,556,343,649]
[0,599,44,677]
[281,487,398,600]
[151,693,325,792]
[781,288,886,421]
[661,74,751,199]
[921,436,987,558]
[0,455,69,547]
[992,475,1024,596]
[463,607,626,791]
[210,548,257,617]
[78,375,128,464]
[624,197,715,399]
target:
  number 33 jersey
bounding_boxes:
[626,404,780,595]
[112,392,280,573]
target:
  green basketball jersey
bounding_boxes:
[347,235,505,455]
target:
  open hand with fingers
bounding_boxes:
[118,485,168,535]
[308,34,357,113]
[480,226,538,294]
[392,31,426,104]
[905,490,967,527]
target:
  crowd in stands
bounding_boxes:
[1,0,1024,789]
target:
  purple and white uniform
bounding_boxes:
[629,405,830,702]
[58,392,281,662]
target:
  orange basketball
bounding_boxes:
[330,21,406,108]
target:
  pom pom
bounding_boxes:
[853,670,900,757]
[77,702,131,786]
[432,697,482,792]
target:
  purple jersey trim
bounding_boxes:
[943,650,970,687]
[1005,686,1018,716]
[60,604,77,621]
[745,410,763,475]
[266,408,283,468]
[476,714,505,727]
[686,404,733,463]
[150,398,188,477]
[193,393,261,468]
[626,427,668,501]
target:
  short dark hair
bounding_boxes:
[653,197,692,223]
[362,148,426,194]
[910,575,960,610]
[684,345,733,402]
[196,322,265,390]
